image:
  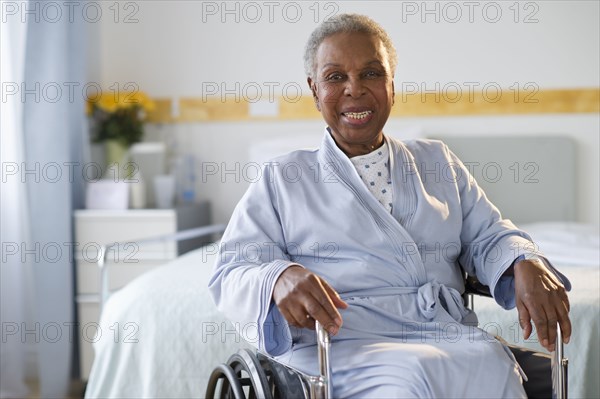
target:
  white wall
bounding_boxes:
[91,1,600,90]
[89,1,600,225]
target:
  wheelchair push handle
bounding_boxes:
[316,321,333,399]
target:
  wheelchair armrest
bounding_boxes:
[464,275,492,298]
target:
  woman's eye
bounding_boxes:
[364,71,381,78]
[326,73,344,81]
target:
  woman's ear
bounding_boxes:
[307,77,321,111]
[392,80,395,106]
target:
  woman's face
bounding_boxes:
[308,32,395,157]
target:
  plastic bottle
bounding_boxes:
[129,171,147,209]
[178,154,196,204]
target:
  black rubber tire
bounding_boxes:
[205,363,246,399]
[226,349,273,399]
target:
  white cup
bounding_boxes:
[153,175,175,209]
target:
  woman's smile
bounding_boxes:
[308,31,395,157]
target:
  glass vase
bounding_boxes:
[104,139,129,179]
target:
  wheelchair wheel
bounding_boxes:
[256,353,308,399]
[206,349,273,399]
[206,363,246,399]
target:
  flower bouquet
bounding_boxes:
[87,90,156,170]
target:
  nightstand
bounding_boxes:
[74,202,211,380]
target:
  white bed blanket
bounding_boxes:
[84,245,249,398]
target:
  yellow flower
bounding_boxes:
[86,89,155,146]
[96,93,120,113]
[87,91,155,114]
[130,91,156,112]
[113,92,129,110]
[85,100,94,116]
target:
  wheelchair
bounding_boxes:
[93,225,567,398]
[205,276,569,399]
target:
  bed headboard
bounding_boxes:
[248,133,577,225]
[430,136,576,225]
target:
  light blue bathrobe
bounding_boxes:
[209,130,569,398]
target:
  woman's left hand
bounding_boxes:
[514,258,571,352]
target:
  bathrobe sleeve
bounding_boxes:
[208,163,297,356]
[443,144,571,309]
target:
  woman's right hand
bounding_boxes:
[272,265,348,335]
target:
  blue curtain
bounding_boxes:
[1,4,30,397]
[1,1,88,396]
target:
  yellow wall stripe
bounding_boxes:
[147,88,599,123]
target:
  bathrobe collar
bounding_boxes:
[318,128,427,285]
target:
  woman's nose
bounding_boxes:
[344,77,365,98]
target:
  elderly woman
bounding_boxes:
[209,14,571,398]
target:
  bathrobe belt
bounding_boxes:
[340,281,470,323]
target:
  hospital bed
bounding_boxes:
[83,135,599,398]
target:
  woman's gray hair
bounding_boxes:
[304,14,398,79]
